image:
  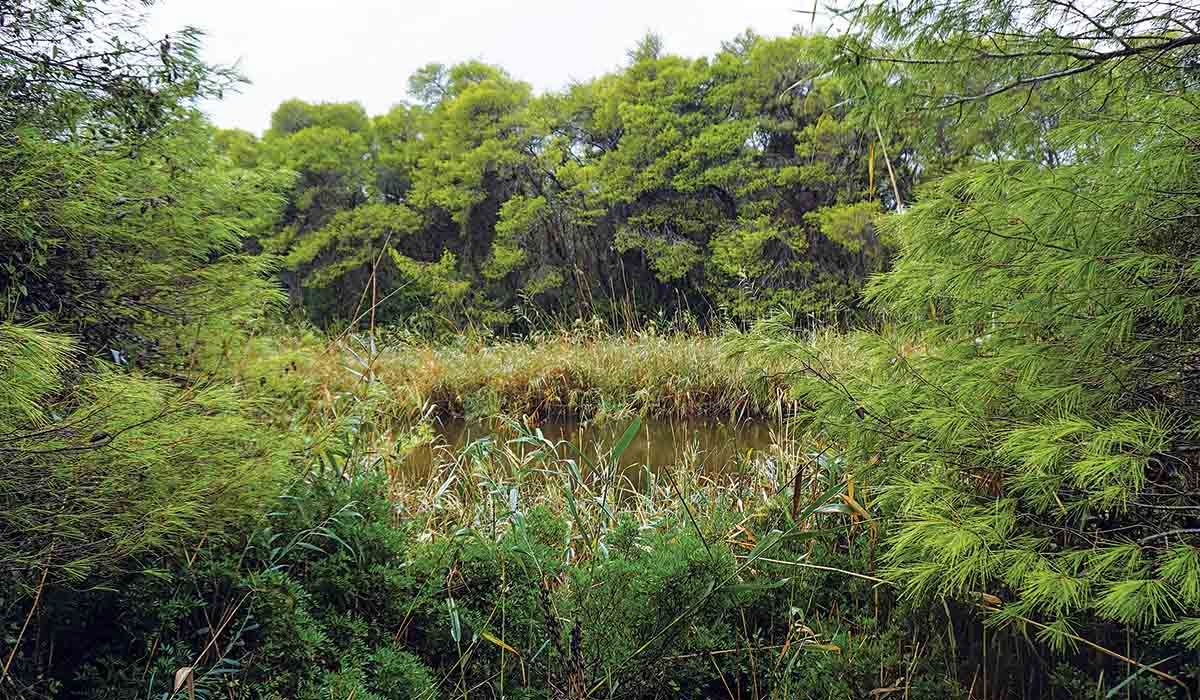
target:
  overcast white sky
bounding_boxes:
[146,1,833,135]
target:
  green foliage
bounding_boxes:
[1,115,290,357]
[257,33,900,331]
[15,2,1200,698]
[12,463,961,699]
[215,127,262,168]
[0,324,74,425]
[0,325,296,584]
[734,0,1200,693]
[0,6,305,697]
[0,0,238,137]
[271,99,371,136]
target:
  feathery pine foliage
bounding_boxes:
[0,117,292,358]
[0,325,295,584]
[3,0,293,359]
[1,4,303,694]
[735,0,1200,691]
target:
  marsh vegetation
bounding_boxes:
[5,1,1200,698]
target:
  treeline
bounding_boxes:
[223,33,913,331]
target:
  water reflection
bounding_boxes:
[401,416,782,483]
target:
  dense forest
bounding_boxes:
[4,0,1200,699]
[214,32,902,331]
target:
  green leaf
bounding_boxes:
[608,416,642,465]
[1104,655,1179,699]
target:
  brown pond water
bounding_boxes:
[402,416,784,485]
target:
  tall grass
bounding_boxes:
[208,319,803,434]
[8,323,974,700]
[385,415,822,544]
[214,323,815,537]
[336,330,794,422]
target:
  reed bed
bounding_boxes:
[335,408,848,552]
[185,329,953,700]
[355,331,795,421]
[219,325,803,432]
[225,325,822,539]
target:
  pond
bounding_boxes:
[401,416,787,484]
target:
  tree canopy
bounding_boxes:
[229,33,905,331]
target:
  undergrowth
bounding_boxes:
[22,412,963,700]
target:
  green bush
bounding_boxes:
[1,460,968,699]
[732,0,1200,694]
[0,324,296,585]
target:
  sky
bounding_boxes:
[146,1,833,135]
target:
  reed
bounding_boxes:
[333,330,795,423]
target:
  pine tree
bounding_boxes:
[1,0,296,586]
[739,0,1200,688]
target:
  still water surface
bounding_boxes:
[402,416,782,483]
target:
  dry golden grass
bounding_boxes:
[345,332,794,421]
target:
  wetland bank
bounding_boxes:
[6,1,1200,698]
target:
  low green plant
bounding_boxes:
[1,407,967,700]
